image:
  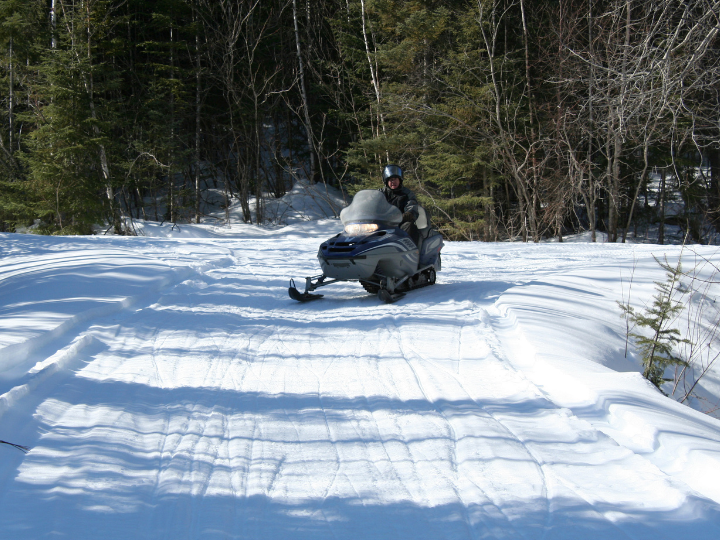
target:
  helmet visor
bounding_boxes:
[383,165,403,181]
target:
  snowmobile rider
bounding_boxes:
[380,164,421,246]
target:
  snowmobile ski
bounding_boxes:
[378,289,405,303]
[288,279,323,302]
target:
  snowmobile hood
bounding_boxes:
[340,190,402,226]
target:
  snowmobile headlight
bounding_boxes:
[344,223,378,235]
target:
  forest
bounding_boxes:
[0,0,719,242]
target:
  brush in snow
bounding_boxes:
[0,440,30,453]
[289,190,443,303]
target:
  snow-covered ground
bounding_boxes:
[2,216,720,539]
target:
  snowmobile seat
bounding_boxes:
[414,206,431,253]
[414,206,443,269]
[416,206,429,231]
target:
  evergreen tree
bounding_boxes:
[0,0,717,238]
[22,0,124,233]
[0,0,45,230]
[619,257,690,389]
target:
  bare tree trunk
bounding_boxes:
[51,0,57,49]
[609,121,622,242]
[8,36,13,153]
[79,3,115,230]
[254,97,263,224]
[195,9,201,224]
[360,0,386,143]
[292,0,316,183]
[588,0,596,242]
[658,168,666,245]
[520,0,539,242]
[479,0,533,242]
[710,149,720,232]
[623,132,651,243]
[168,18,176,224]
[482,167,495,241]
[606,2,631,243]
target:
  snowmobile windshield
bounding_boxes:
[340,190,402,228]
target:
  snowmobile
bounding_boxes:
[288,190,443,303]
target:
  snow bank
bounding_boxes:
[1,230,720,539]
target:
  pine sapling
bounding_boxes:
[618,256,690,389]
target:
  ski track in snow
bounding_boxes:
[1,230,720,538]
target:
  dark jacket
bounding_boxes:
[379,186,419,221]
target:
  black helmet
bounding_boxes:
[382,164,403,187]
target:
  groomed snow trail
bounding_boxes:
[1,229,720,539]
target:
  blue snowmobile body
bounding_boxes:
[289,190,443,303]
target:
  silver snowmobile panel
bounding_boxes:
[319,231,419,280]
[419,230,443,268]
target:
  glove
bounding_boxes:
[401,211,415,224]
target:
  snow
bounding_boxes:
[2,217,720,538]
